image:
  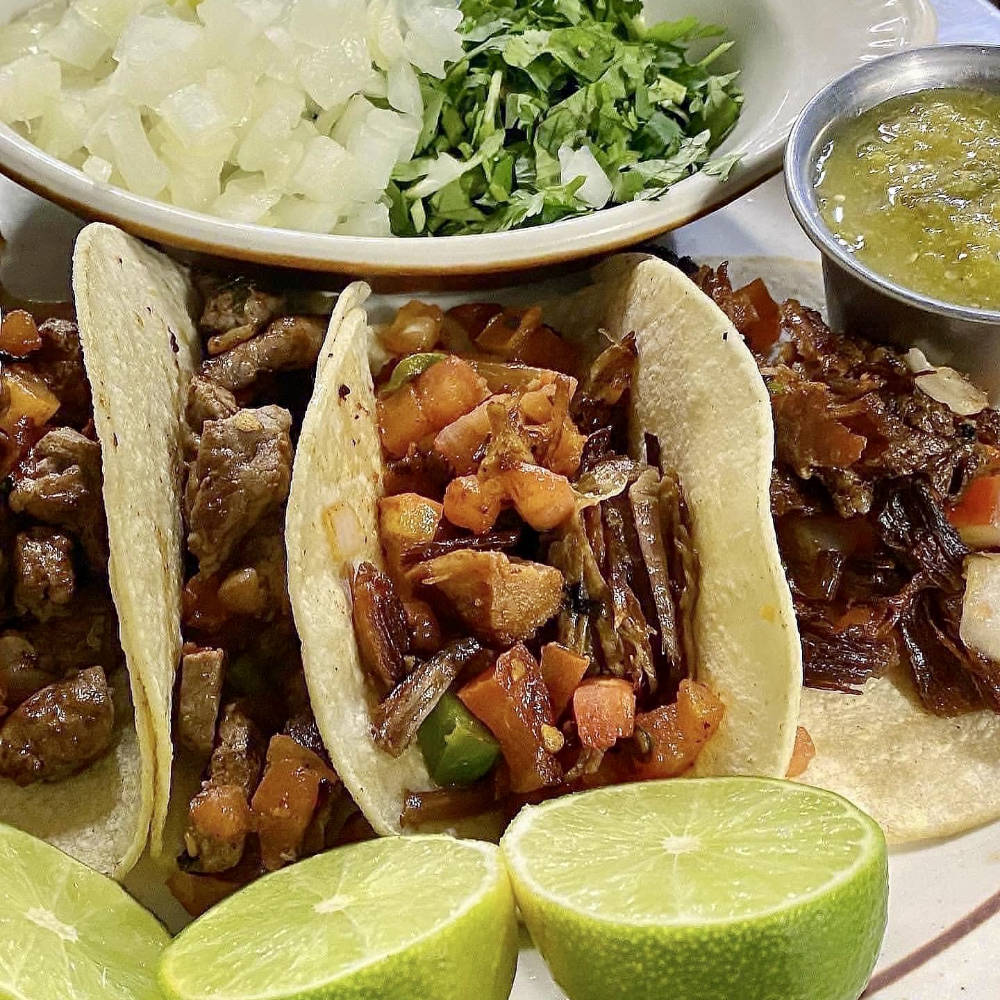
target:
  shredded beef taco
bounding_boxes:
[0,223,192,878]
[696,256,1000,843]
[286,256,802,836]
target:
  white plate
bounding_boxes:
[1,3,998,994]
[0,0,935,281]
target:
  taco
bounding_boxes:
[285,255,803,836]
[80,227,383,915]
[0,224,192,878]
[694,256,1000,843]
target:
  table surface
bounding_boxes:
[1,2,999,1000]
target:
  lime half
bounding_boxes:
[0,823,168,999]
[501,778,888,1000]
[159,836,517,1000]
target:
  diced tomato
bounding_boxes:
[573,678,636,750]
[377,381,432,459]
[379,357,489,459]
[949,474,1000,549]
[188,784,252,844]
[0,365,59,438]
[0,310,42,357]
[786,725,816,778]
[539,643,590,718]
[415,356,490,428]
[734,278,781,353]
[443,474,504,533]
[502,463,575,530]
[251,734,337,872]
[633,679,725,779]
[378,301,443,355]
[458,643,562,794]
[433,394,510,475]
[378,493,443,579]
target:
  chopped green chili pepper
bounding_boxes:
[382,352,448,395]
[418,692,501,786]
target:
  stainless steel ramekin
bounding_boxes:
[784,45,1000,401]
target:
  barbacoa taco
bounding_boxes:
[81,225,379,915]
[694,256,1000,843]
[0,224,191,878]
[285,255,803,835]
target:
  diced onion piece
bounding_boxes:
[323,501,366,563]
[961,553,1000,663]
[905,348,988,416]
[558,144,612,209]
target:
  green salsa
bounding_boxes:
[814,88,1000,311]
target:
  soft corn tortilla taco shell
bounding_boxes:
[720,255,1000,842]
[799,667,1000,843]
[541,255,802,778]
[72,223,200,865]
[290,257,802,835]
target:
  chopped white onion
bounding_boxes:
[0,0,464,234]
[906,348,989,416]
[558,144,612,209]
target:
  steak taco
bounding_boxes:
[285,256,803,836]
[695,256,1000,843]
[82,226,377,915]
[0,224,192,878]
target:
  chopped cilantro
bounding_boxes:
[393,0,743,235]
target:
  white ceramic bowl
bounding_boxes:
[0,0,936,284]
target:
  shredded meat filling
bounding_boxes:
[697,262,1000,713]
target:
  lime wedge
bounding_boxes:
[0,823,168,999]
[501,778,888,1000]
[159,836,517,1000]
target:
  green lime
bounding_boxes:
[501,778,888,1000]
[0,823,169,999]
[159,835,517,1000]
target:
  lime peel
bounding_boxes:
[159,835,518,1000]
[501,777,888,1000]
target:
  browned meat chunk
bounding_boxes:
[208,702,265,798]
[178,648,225,756]
[200,281,284,337]
[31,319,91,428]
[185,375,239,435]
[0,633,53,708]
[186,406,292,576]
[200,316,325,393]
[0,666,114,785]
[350,562,409,693]
[19,592,121,677]
[415,550,564,646]
[9,427,107,568]
[13,528,75,620]
[283,712,328,760]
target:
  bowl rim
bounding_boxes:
[784,42,1000,326]
[0,0,938,277]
